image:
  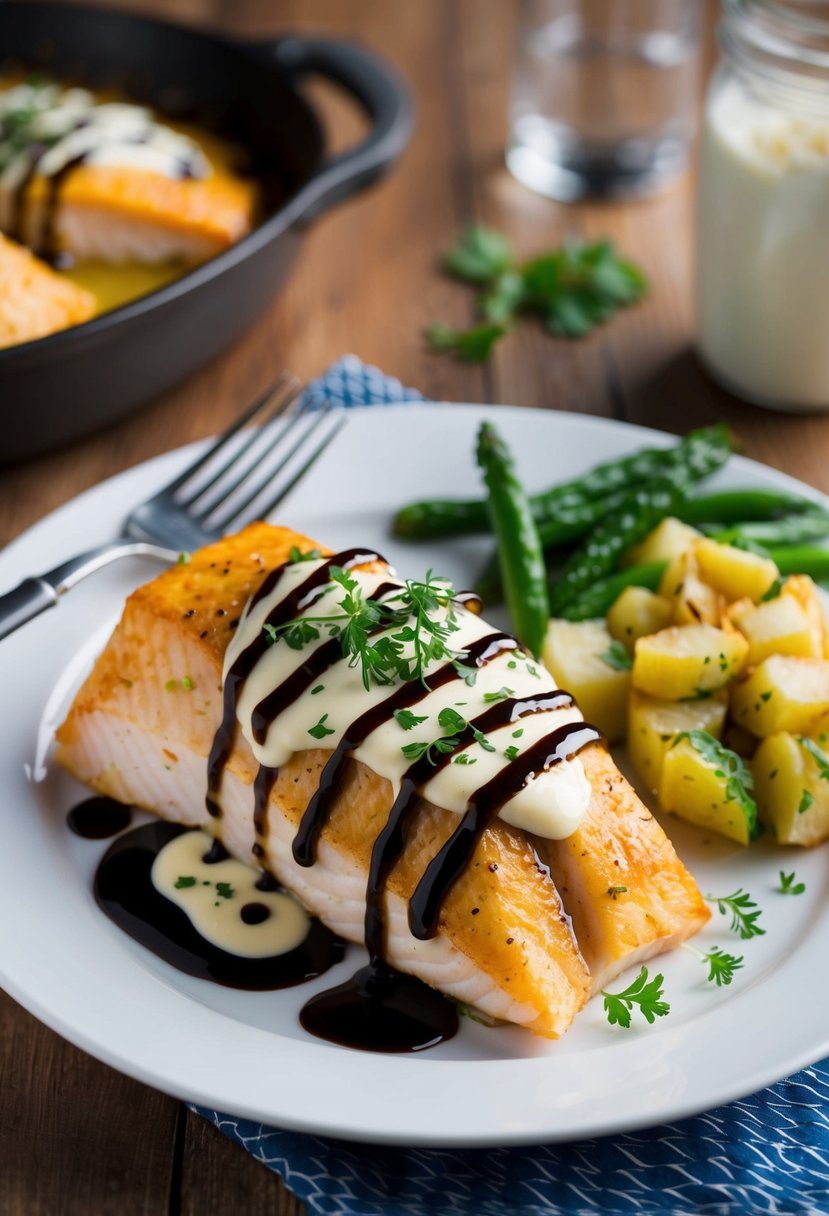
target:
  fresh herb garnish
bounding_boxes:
[174,876,196,889]
[798,736,829,781]
[262,568,467,691]
[504,745,520,762]
[483,686,514,703]
[289,546,322,563]
[798,789,814,815]
[674,731,758,833]
[607,885,627,899]
[215,882,235,900]
[308,714,336,740]
[706,888,765,939]
[600,640,632,672]
[427,228,647,362]
[685,944,744,986]
[393,709,428,731]
[777,870,806,896]
[400,705,498,766]
[602,967,670,1028]
[453,753,477,766]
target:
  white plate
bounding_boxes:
[1,404,827,1148]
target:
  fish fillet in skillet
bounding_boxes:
[0,231,94,347]
[55,522,707,1037]
[0,82,256,265]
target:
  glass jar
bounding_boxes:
[696,0,829,411]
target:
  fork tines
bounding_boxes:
[176,375,346,533]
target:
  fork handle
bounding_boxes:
[0,578,58,642]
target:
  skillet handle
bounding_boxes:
[251,35,413,222]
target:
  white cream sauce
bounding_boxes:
[0,81,210,190]
[226,557,591,841]
[151,830,310,958]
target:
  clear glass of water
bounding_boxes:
[507,0,699,201]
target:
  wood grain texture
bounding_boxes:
[4,0,829,1213]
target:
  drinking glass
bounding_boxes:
[507,0,699,201]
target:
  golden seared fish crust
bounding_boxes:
[12,163,257,266]
[56,523,595,1039]
[0,231,95,347]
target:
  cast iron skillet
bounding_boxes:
[0,2,412,463]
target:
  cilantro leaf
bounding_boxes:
[701,947,744,987]
[602,967,670,1029]
[394,709,428,731]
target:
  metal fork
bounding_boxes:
[0,374,346,642]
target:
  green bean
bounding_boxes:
[712,514,829,548]
[473,484,633,603]
[393,423,734,539]
[677,488,820,525]
[549,481,682,615]
[559,562,668,621]
[770,547,829,580]
[476,421,550,657]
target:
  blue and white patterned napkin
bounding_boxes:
[192,357,829,1216]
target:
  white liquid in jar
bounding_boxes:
[696,73,829,411]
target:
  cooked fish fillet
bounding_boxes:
[56,523,595,1038]
[5,165,257,265]
[538,748,710,995]
[0,231,95,347]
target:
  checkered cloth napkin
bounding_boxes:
[193,356,829,1216]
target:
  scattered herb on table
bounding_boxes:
[602,967,670,1028]
[427,227,647,361]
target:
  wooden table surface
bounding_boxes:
[3,1,829,1212]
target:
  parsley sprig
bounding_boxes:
[264,564,469,691]
[684,944,744,987]
[427,227,647,361]
[400,706,497,767]
[705,888,765,940]
[602,967,670,1028]
[798,736,829,782]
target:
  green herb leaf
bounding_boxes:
[308,713,336,740]
[482,686,514,703]
[401,740,430,762]
[607,885,627,900]
[777,870,806,896]
[453,753,477,766]
[600,640,632,671]
[798,736,829,781]
[288,546,322,564]
[706,888,765,939]
[602,966,670,1029]
[425,321,507,363]
[504,745,520,762]
[442,226,513,282]
[394,709,429,731]
[174,876,196,889]
[701,947,744,987]
[798,789,814,815]
[675,731,758,836]
[215,881,235,900]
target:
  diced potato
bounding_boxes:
[727,594,820,666]
[782,575,827,657]
[752,732,829,846]
[729,655,829,737]
[632,623,748,700]
[693,538,779,603]
[658,551,723,627]
[659,736,758,845]
[623,516,702,567]
[606,586,673,654]
[628,688,727,794]
[542,619,629,742]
